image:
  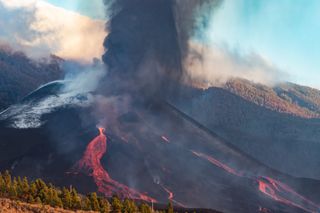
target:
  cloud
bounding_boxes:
[0,0,106,62]
[184,42,288,88]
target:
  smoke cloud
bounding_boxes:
[0,0,105,62]
[102,0,222,99]
[101,0,284,98]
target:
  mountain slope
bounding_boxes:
[0,48,63,110]
[172,79,320,179]
[224,78,320,118]
[1,82,320,213]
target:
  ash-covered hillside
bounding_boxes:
[1,81,320,213]
[0,48,63,110]
[172,79,320,179]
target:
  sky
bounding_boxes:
[45,0,319,88]
[45,0,105,19]
[0,0,319,88]
[206,0,320,88]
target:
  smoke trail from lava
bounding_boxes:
[102,0,221,99]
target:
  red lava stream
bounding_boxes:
[161,136,170,143]
[76,127,156,202]
[192,150,320,213]
[161,185,185,207]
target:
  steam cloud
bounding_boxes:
[185,42,288,88]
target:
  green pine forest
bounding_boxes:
[0,170,175,213]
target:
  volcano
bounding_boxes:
[1,81,320,213]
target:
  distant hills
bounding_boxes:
[224,78,320,118]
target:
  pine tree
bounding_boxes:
[82,197,92,211]
[21,177,30,200]
[35,179,47,191]
[62,187,72,209]
[35,197,42,204]
[39,187,50,204]
[0,172,5,194]
[70,187,81,209]
[111,195,122,213]
[17,176,24,197]
[48,187,63,208]
[54,189,63,208]
[27,195,35,204]
[99,197,111,213]
[89,192,100,211]
[29,182,38,199]
[3,170,12,193]
[167,202,174,213]
[140,203,152,213]
[9,177,18,198]
[123,199,138,213]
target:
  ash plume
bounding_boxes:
[102,0,221,99]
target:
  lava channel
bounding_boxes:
[161,136,170,143]
[192,151,243,177]
[75,127,156,202]
[161,185,185,207]
[192,150,320,213]
[257,176,320,213]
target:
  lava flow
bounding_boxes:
[161,135,170,143]
[192,151,243,177]
[161,185,185,207]
[76,127,156,202]
[258,177,320,213]
[162,186,174,200]
[192,150,320,213]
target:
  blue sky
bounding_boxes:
[45,0,319,88]
[207,0,320,88]
[45,0,105,19]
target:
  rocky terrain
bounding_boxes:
[0,198,96,213]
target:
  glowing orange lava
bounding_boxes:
[162,186,174,200]
[259,206,271,213]
[161,136,170,143]
[76,127,156,202]
[192,151,243,177]
[161,185,185,207]
[257,177,320,213]
[192,150,320,213]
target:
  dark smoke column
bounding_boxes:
[102,0,221,99]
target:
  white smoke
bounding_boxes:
[0,0,105,62]
[0,61,107,129]
[184,42,288,88]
